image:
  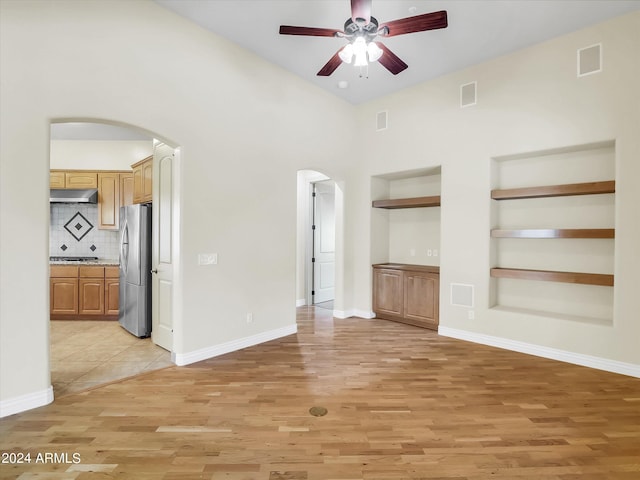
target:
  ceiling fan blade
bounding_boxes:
[317,51,343,76]
[279,25,341,37]
[376,42,408,75]
[379,10,448,37]
[351,0,372,24]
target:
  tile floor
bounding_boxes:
[50,320,173,396]
[314,300,334,310]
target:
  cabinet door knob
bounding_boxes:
[151,269,158,274]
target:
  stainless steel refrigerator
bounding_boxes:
[119,204,152,337]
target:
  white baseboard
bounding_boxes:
[296,298,306,307]
[438,326,640,378]
[174,324,297,366]
[333,309,375,319]
[0,386,54,418]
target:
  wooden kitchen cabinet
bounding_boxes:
[120,173,134,207]
[78,278,105,315]
[50,266,79,315]
[50,171,66,189]
[132,156,153,204]
[50,170,97,189]
[104,267,120,316]
[78,266,105,316]
[50,265,118,320]
[372,263,440,330]
[51,169,133,230]
[98,172,120,230]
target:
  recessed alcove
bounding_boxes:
[371,167,442,266]
[490,141,615,324]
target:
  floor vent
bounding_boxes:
[460,81,477,108]
[578,43,602,77]
[451,283,474,307]
[376,110,388,131]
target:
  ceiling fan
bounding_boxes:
[279,0,448,76]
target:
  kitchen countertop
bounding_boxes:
[50,259,120,266]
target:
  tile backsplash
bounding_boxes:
[50,204,119,259]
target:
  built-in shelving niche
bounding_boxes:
[489,141,615,325]
[371,167,442,267]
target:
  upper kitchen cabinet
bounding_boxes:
[97,172,120,230]
[132,156,152,204]
[120,173,134,207]
[50,170,98,189]
[52,169,133,230]
[98,171,137,229]
[49,171,65,188]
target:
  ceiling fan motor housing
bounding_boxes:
[343,16,379,40]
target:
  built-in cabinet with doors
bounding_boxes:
[50,169,133,230]
[373,263,440,330]
[371,169,442,330]
[131,155,153,204]
[50,265,119,319]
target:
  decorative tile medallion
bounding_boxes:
[64,212,94,241]
[90,244,97,251]
[60,244,68,251]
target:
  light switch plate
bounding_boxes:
[198,253,218,265]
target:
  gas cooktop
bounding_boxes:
[49,256,99,262]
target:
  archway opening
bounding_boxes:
[48,120,179,396]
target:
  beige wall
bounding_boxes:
[0,0,355,409]
[1,1,638,414]
[353,12,640,365]
[50,140,153,170]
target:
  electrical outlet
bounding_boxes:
[468,310,475,320]
[410,248,416,257]
[433,249,438,257]
[246,313,253,324]
[427,249,432,256]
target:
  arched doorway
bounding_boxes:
[48,120,180,396]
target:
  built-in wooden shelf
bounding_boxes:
[491,228,615,239]
[372,195,441,209]
[491,268,613,286]
[491,180,615,200]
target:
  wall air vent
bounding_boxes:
[376,110,388,131]
[451,283,474,307]
[578,43,602,77]
[460,81,477,108]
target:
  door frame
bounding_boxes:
[296,169,342,310]
[310,179,336,305]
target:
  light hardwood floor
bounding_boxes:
[1,307,639,479]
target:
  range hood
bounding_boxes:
[50,188,98,204]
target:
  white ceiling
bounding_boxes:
[52,1,640,140]
[155,0,640,105]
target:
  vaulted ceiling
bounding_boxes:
[155,0,640,104]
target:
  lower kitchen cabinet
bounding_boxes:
[78,278,105,315]
[50,265,119,320]
[372,263,440,330]
[50,267,79,315]
[105,267,120,316]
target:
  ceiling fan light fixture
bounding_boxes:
[367,41,383,62]
[353,37,368,66]
[339,43,354,63]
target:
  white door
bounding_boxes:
[312,181,335,304]
[151,142,175,351]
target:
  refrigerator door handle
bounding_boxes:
[120,219,129,275]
